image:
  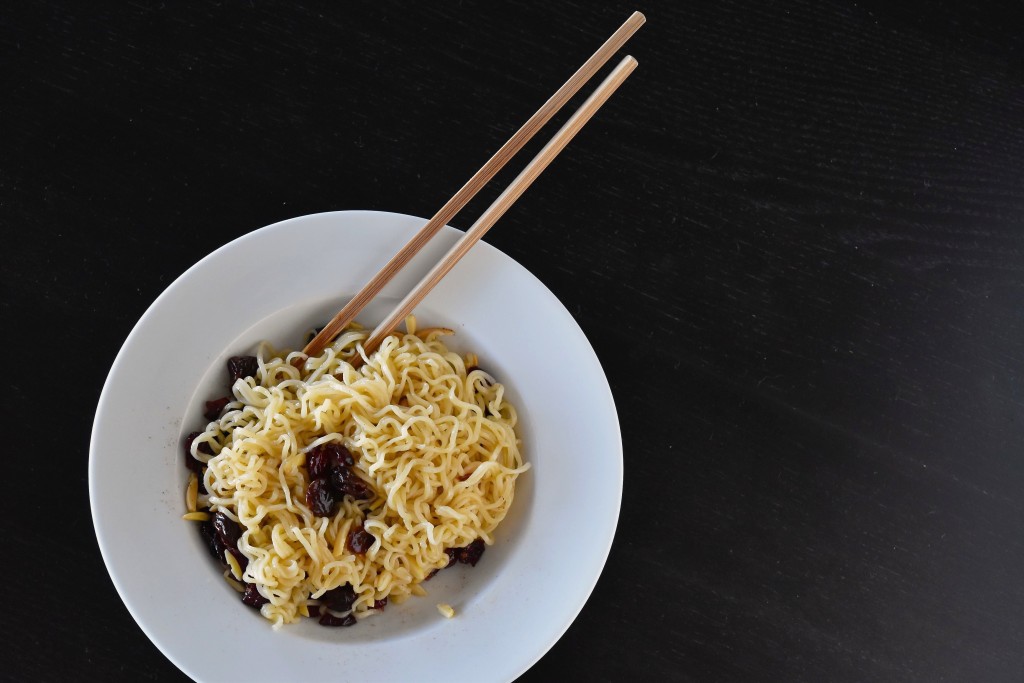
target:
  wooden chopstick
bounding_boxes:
[354,54,638,362]
[303,11,646,357]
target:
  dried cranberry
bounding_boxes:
[241,583,269,608]
[203,396,230,421]
[199,521,224,561]
[306,604,321,618]
[320,584,356,612]
[330,467,373,500]
[318,611,356,627]
[196,475,208,495]
[183,432,208,473]
[458,538,486,567]
[373,597,388,610]
[328,466,348,491]
[306,445,333,480]
[347,525,374,555]
[425,568,440,581]
[306,442,355,480]
[446,539,486,567]
[305,478,336,517]
[212,511,242,550]
[227,356,258,384]
[332,444,355,467]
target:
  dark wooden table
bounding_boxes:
[6,1,1024,680]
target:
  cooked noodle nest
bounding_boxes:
[191,323,528,627]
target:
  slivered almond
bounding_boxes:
[186,474,198,512]
[224,573,245,593]
[225,550,243,580]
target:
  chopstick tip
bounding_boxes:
[619,55,639,72]
[631,11,647,25]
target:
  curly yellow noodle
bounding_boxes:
[193,323,528,627]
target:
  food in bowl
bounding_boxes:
[182,319,528,628]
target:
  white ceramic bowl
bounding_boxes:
[90,210,622,682]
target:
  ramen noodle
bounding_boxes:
[185,321,528,627]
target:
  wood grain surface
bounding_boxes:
[4,1,1024,681]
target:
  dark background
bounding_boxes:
[5,1,1024,680]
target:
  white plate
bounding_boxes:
[90,210,622,682]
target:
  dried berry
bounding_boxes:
[330,467,373,500]
[241,583,269,608]
[199,521,224,561]
[328,466,348,492]
[203,396,231,421]
[305,478,336,517]
[183,431,210,473]
[212,511,242,550]
[332,444,355,467]
[306,604,321,618]
[306,445,333,480]
[320,584,356,612]
[446,539,486,567]
[306,442,355,480]
[318,611,356,627]
[347,525,374,555]
[227,356,258,384]
[373,597,388,610]
[459,538,486,566]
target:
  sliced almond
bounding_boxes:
[223,572,245,593]
[225,549,243,580]
[186,473,198,512]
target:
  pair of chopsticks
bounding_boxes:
[303,11,645,360]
